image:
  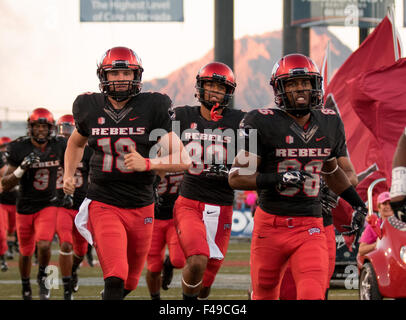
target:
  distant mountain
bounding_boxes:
[143,27,353,110]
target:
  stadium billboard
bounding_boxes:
[80,0,184,22]
[291,0,394,28]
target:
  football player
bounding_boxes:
[0,137,19,261]
[55,114,91,300]
[63,47,190,300]
[2,108,66,300]
[172,62,245,300]
[145,171,185,300]
[229,54,367,300]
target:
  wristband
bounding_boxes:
[13,166,25,179]
[145,158,151,171]
[256,173,278,189]
[339,186,365,208]
[390,166,406,198]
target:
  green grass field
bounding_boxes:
[0,239,358,300]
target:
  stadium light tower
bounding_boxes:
[283,0,310,56]
[214,0,234,108]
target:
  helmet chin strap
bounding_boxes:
[210,103,223,121]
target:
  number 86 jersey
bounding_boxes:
[173,105,245,206]
[242,107,348,217]
[73,92,173,208]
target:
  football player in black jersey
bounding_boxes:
[145,172,185,300]
[63,47,190,300]
[172,62,245,300]
[54,114,91,300]
[229,54,367,300]
[2,107,66,300]
[0,137,19,261]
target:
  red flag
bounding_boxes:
[324,13,402,240]
[350,58,406,186]
[320,41,330,96]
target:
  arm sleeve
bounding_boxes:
[72,95,91,137]
[6,142,21,167]
[153,94,173,133]
[331,116,348,159]
[240,111,264,157]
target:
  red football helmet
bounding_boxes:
[97,46,143,102]
[27,107,55,144]
[57,114,75,138]
[270,54,323,117]
[195,62,236,110]
[0,136,11,149]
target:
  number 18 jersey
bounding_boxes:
[73,92,172,208]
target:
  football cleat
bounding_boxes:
[37,276,51,300]
[64,289,73,301]
[0,255,8,272]
[161,255,174,291]
[22,289,32,301]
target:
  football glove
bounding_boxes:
[319,179,338,215]
[342,205,368,244]
[390,199,406,223]
[62,194,74,209]
[277,170,313,191]
[20,152,40,170]
[203,164,230,179]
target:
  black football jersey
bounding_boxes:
[155,171,183,220]
[73,92,172,208]
[174,106,245,206]
[56,141,93,210]
[6,136,66,214]
[242,107,347,217]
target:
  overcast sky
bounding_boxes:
[0,0,404,121]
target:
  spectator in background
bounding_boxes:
[245,191,257,217]
[358,191,394,256]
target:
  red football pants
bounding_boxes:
[251,207,328,300]
[0,207,7,255]
[56,207,88,257]
[173,196,233,287]
[1,204,16,234]
[147,218,186,273]
[88,201,154,291]
[279,224,337,299]
[16,207,58,256]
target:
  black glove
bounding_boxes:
[342,205,368,243]
[390,199,406,223]
[203,164,230,179]
[277,170,312,191]
[20,152,40,170]
[319,179,338,215]
[62,194,74,209]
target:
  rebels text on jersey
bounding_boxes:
[174,106,245,205]
[73,92,172,208]
[6,136,66,215]
[155,171,183,220]
[242,107,347,217]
